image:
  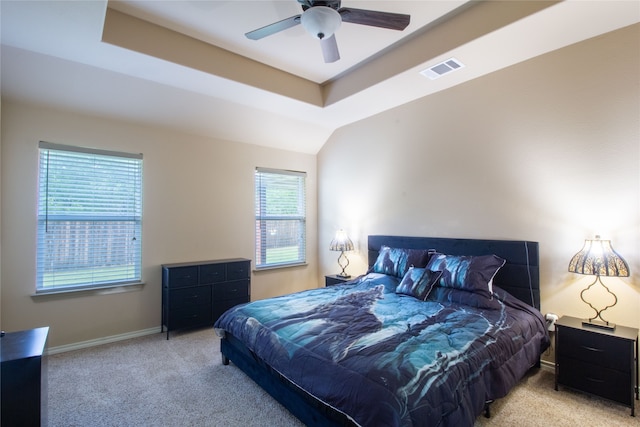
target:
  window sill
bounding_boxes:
[31,282,145,298]
[254,262,307,272]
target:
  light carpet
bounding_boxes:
[47,327,637,426]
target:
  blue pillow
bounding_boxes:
[371,246,434,278]
[425,253,505,297]
[396,267,443,300]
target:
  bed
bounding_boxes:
[214,235,550,426]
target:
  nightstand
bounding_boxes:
[555,315,639,416]
[325,275,352,286]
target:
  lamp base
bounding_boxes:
[582,319,616,331]
[579,275,618,332]
[336,250,350,278]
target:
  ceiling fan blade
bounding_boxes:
[338,8,410,31]
[245,15,301,40]
[320,34,340,63]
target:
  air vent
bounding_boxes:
[420,58,465,80]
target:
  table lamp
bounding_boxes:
[329,230,354,278]
[568,235,629,330]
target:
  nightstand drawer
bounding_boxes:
[213,280,249,301]
[558,327,630,371]
[325,275,351,286]
[558,357,632,405]
[171,286,211,308]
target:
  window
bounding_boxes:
[36,142,143,293]
[255,168,306,269]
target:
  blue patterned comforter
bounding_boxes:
[215,273,549,427]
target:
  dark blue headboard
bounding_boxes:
[368,235,540,310]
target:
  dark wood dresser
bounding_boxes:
[162,258,250,339]
[555,315,638,416]
[1,326,49,426]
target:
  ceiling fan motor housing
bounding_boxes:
[300,0,342,12]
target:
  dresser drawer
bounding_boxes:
[213,280,249,301]
[557,327,631,371]
[170,286,211,309]
[168,305,213,330]
[165,266,198,288]
[199,263,226,284]
[558,357,632,406]
[227,261,250,281]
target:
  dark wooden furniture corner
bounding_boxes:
[1,326,49,426]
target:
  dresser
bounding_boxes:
[162,258,250,339]
[555,315,638,416]
[1,326,49,426]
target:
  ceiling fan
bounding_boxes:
[245,0,411,63]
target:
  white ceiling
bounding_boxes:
[109,0,469,84]
[1,1,639,154]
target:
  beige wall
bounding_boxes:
[318,24,640,332]
[1,24,639,350]
[0,102,318,348]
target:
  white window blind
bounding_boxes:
[36,142,143,292]
[255,168,306,269]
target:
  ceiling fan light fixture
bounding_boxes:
[301,6,341,40]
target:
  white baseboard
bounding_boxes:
[47,326,162,355]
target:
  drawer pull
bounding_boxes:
[581,345,604,353]
[586,377,605,384]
